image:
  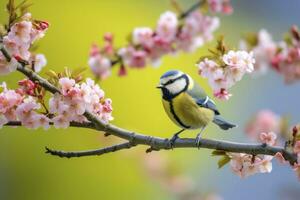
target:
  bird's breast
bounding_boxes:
[162,92,214,129]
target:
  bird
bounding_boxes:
[156,70,236,147]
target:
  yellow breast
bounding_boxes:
[162,92,214,129]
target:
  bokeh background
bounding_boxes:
[0,0,300,199]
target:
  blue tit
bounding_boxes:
[156,70,236,146]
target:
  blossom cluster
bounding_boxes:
[235,109,300,180]
[1,13,48,75]
[241,26,300,83]
[88,0,234,79]
[0,78,113,129]
[197,43,255,100]
[229,152,274,178]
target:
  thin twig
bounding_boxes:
[178,0,204,19]
[45,142,135,158]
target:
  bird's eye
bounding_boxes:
[166,79,174,85]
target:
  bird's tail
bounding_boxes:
[213,115,237,130]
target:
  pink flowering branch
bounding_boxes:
[241,26,300,83]
[0,45,297,163]
[88,0,231,79]
[2,0,300,179]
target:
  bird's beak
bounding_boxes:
[156,84,164,89]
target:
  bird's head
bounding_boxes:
[157,70,192,100]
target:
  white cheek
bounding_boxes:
[166,79,186,94]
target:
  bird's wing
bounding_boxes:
[187,83,220,115]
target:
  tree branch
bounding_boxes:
[5,121,95,130]
[45,142,135,158]
[0,44,297,164]
[178,0,204,19]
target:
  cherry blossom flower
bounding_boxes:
[0,86,23,114]
[88,54,112,79]
[259,132,277,146]
[59,77,76,95]
[132,27,154,48]
[8,21,32,45]
[213,88,232,100]
[118,47,147,68]
[274,152,289,165]
[257,155,273,173]
[31,54,47,72]
[89,7,227,77]
[52,115,70,129]
[18,79,36,96]
[223,50,255,73]
[15,96,40,121]
[240,29,277,75]
[229,153,273,178]
[1,13,48,75]
[245,110,280,140]
[34,114,50,130]
[156,11,178,43]
[207,0,233,14]
[197,49,255,100]
[0,54,18,75]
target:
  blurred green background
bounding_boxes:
[1,0,300,200]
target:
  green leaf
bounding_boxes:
[211,150,226,156]
[217,155,230,169]
[71,67,86,77]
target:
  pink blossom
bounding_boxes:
[259,132,277,146]
[229,153,260,178]
[223,50,255,73]
[34,114,50,130]
[2,13,48,64]
[213,88,232,100]
[18,79,36,96]
[59,77,76,96]
[0,54,18,75]
[156,11,178,43]
[229,153,273,178]
[3,36,31,60]
[132,27,154,48]
[245,110,280,140]
[0,87,23,113]
[15,97,40,121]
[274,152,289,165]
[197,58,218,78]
[197,50,254,100]
[257,155,273,173]
[118,47,147,68]
[49,93,67,114]
[251,29,276,75]
[31,54,47,72]
[208,0,233,14]
[52,115,70,129]
[8,21,32,45]
[88,54,111,79]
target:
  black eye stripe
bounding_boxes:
[162,75,185,86]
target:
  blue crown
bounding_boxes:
[160,70,180,79]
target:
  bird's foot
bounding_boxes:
[169,134,179,149]
[195,134,202,149]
